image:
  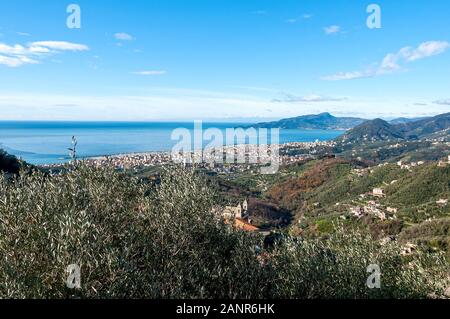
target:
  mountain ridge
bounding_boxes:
[247,112,433,130]
[337,112,450,144]
[247,112,366,130]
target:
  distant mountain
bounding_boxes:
[388,117,429,125]
[337,112,450,144]
[337,119,404,143]
[395,112,450,139]
[247,112,366,130]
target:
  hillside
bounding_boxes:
[338,112,450,145]
[396,112,450,139]
[216,157,449,255]
[389,117,429,125]
[258,159,449,251]
[248,112,366,130]
[337,119,404,144]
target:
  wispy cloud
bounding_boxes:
[233,86,279,93]
[287,14,313,24]
[114,32,135,41]
[324,25,341,35]
[0,41,89,67]
[1,91,448,121]
[17,32,30,36]
[31,41,89,51]
[322,40,450,81]
[132,70,167,75]
[0,55,38,67]
[322,71,375,81]
[273,93,347,103]
[251,10,267,15]
[381,41,450,69]
[433,99,450,105]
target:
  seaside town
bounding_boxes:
[40,140,337,173]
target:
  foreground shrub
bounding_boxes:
[0,164,448,298]
[0,165,266,298]
[269,226,448,298]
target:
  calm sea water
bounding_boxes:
[0,121,344,165]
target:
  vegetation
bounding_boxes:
[0,164,448,299]
[337,140,449,163]
[398,218,450,258]
[338,118,404,144]
[215,157,449,254]
[337,112,450,146]
[0,149,22,174]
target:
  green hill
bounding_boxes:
[248,112,366,130]
[338,119,405,144]
[337,112,450,146]
[261,159,449,240]
[396,112,450,139]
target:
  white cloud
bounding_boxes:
[0,43,29,55]
[17,32,31,36]
[0,55,39,67]
[30,41,89,51]
[303,14,313,19]
[114,32,135,41]
[0,41,89,67]
[28,46,51,54]
[404,41,450,61]
[380,41,450,70]
[322,71,374,81]
[132,70,167,75]
[324,25,341,35]
[433,99,450,105]
[322,41,450,81]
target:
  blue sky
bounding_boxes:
[0,0,449,121]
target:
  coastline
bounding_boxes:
[39,140,336,170]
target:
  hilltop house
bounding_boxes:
[372,188,384,197]
[387,207,398,213]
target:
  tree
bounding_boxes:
[0,149,21,174]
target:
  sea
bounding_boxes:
[0,121,344,165]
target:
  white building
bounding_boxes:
[372,188,384,197]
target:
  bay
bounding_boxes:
[0,121,344,165]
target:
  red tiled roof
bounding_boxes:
[234,218,260,232]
